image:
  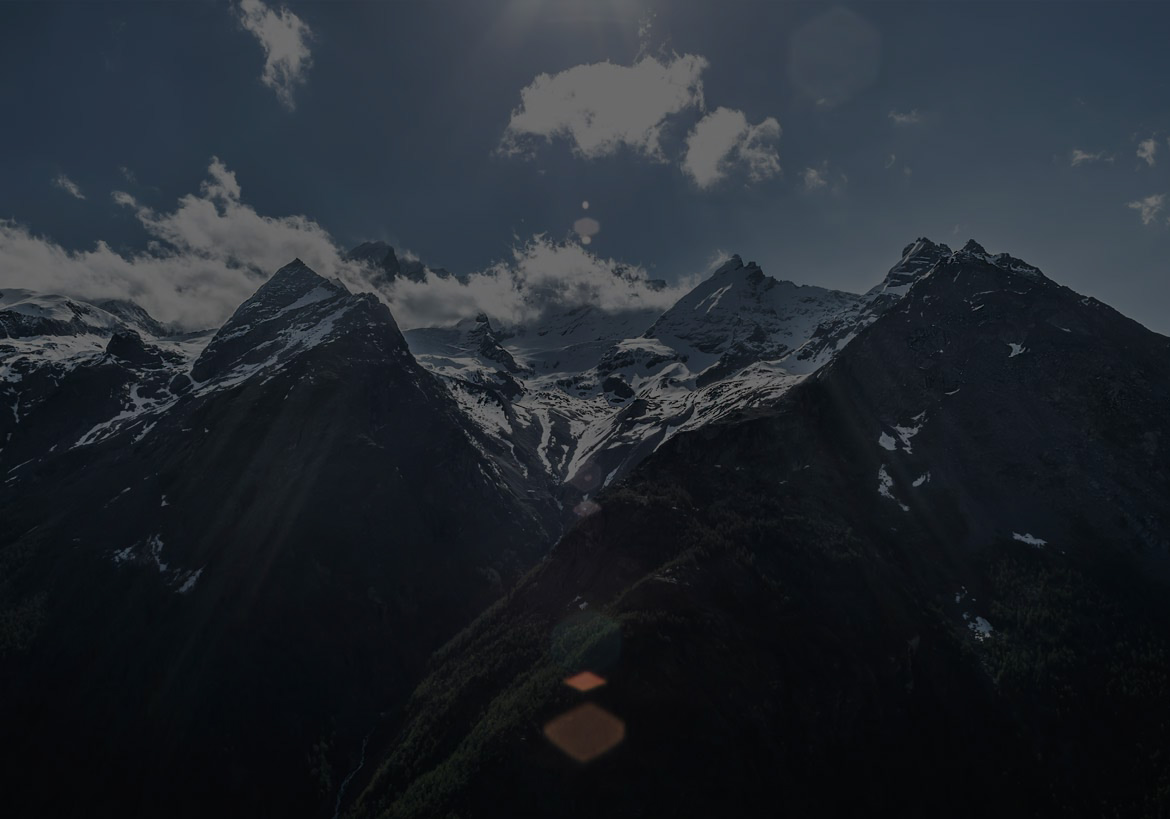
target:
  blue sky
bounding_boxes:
[2,1,1168,332]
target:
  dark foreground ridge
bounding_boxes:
[348,244,1170,818]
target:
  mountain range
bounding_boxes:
[2,237,1167,817]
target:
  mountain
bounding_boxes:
[0,261,558,818]
[644,253,864,378]
[346,243,1170,818]
[345,241,458,285]
[402,253,873,503]
[6,238,1167,818]
[0,288,205,472]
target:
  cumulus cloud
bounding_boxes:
[888,109,921,126]
[1070,149,1113,166]
[1137,137,1157,167]
[1127,193,1165,226]
[1,158,351,329]
[3,159,700,334]
[235,0,313,110]
[801,162,847,193]
[382,235,701,331]
[53,174,85,200]
[0,221,261,331]
[500,52,786,191]
[801,167,827,191]
[681,107,781,189]
[113,158,346,275]
[500,53,707,160]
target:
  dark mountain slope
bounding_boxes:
[349,244,1170,818]
[0,262,558,819]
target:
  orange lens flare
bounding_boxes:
[543,703,625,763]
[563,670,607,692]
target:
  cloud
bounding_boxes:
[1070,149,1113,166]
[114,158,347,275]
[0,158,352,330]
[53,174,85,200]
[235,0,313,110]
[888,109,921,126]
[500,53,708,160]
[3,159,700,334]
[801,167,827,191]
[119,166,136,183]
[381,235,701,331]
[884,153,896,169]
[801,161,847,193]
[1127,193,1165,225]
[1137,137,1157,167]
[681,107,781,189]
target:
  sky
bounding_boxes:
[1,0,1169,333]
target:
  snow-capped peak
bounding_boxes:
[190,260,365,384]
[711,254,765,281]
[947,240,1045,279]
[959,239,989,256]
[867,238,953,298]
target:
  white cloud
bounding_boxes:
[382,235,701,331]
[500,53,708,160]
[801,161,847,193]
[681,107,781,189]
[114,158,346,276]
[888,109,921,126]
[1137,137,1157,167]
[1,159,352,329]
[884,153,896,169]
[119,166,136,183]
[3,159,703,335]
[1127,193,1164,225]
[801,167,827,191]
[1070,149,1113,166]
[0,220,260,331]
[235,0,313,110]
[53,174,85,200]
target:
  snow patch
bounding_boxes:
[176,567,204,594]
[1012,532,1046,547]
[877,465,909,512]
[893,419,923,453]
[967,615,993,642]
[147,534,167,572]
[278,286,336,315]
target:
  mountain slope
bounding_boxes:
[404,255,871,502]
[0,261,558,819]
[348,243,1170,818]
